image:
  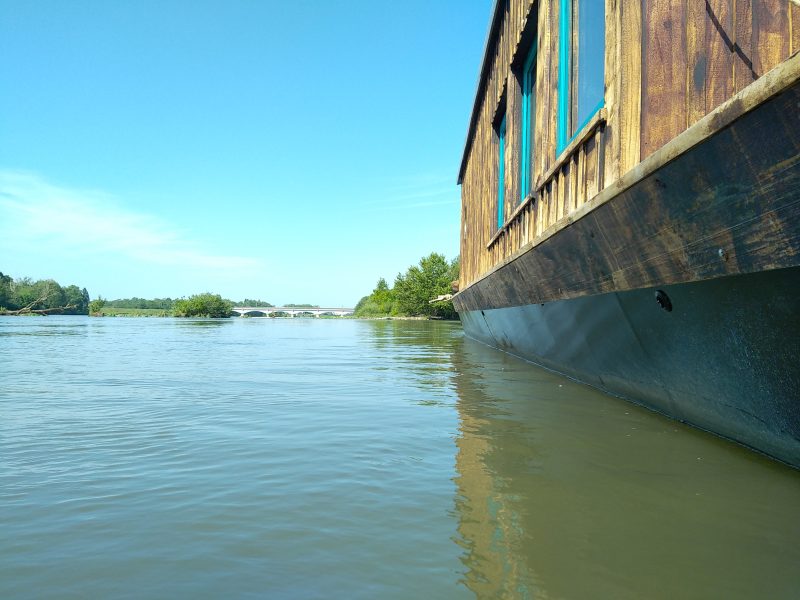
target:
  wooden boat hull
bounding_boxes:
[454,63,800,467]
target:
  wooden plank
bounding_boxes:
[559,158,580,218]
[556,166,564,221]
[534,0,549,188]
[557,169,566,222]
[733,0,756,92]
[753,0,789,77]
[705,0,735,117]
[570,154,580,212]
[542,184,552,233]
[531,2,558,189]
[618,0,642,175]
[506,82,520,211]
[545,0,559,180]
[513,218,518,254]
[603,0,620,185]
[641,0,689,158]
[523,203,530,245]
[540,181,557,229]
[585,132,599,200]
[543,182,551,230]
[536,109,606,194]
[535,187,543,237]
[597,124,606,192]
[792,2,800,56]
[563,166,570,219]
[686,0,707,125]
[528,200,537,244]
[576,144,586,210]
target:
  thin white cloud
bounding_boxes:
[0,169,260,272]
[383,173,453,193]
[361,186,455,206]
[364,199,457,213]
[359,172,459,209]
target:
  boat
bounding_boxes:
[453,0,800,467]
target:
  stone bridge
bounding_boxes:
[232,306,354,317]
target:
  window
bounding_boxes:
[496,114,506,229]
[558,0,605,154]
[520,47,537,199]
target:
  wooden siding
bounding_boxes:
[456,55,800,311]
[460,0,639,288]
[459,0,796,291]
[641,0,796,158]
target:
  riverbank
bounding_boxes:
[96,307,171,317]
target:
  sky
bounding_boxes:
[0,0,492,307]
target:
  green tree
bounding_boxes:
[107,297,174,310]
[393,253,459,319]
[353,295,370,313]
[354,277,397,317]
[41,280,66,310]
[9,278,65,311]
[0,272,13,309]
[237,298,274,307]
[0,272,90,314]
[89,297,106,315]
[62,285,90,314]
[173,293,233,318]
[12,277,37,308]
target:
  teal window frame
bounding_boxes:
[520,47,537,200]
[496,114,506,230]
[557,0,605,155]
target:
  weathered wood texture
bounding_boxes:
[641,0,794,158]
[460,0,535,291]
[460,0,795,291]
[456,65,800,312]
[460,0,639,288]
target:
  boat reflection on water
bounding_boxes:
[451,338,800,599]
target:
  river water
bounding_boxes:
[1,316,798,599]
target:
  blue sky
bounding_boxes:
[0,0,490,306]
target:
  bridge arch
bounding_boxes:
[231,306,355,318]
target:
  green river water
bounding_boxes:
[1,316,798,599]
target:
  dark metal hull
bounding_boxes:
[458,266,800,466]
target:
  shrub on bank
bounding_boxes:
[173,293,232,318]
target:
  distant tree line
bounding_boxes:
[354,253,459,319]
[238,299,274,307]
[105,297,176,309]
[101,297,276,310]
[0,273,320,319]
[0,272,90,315]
